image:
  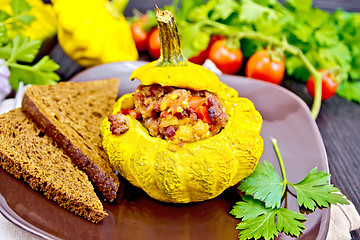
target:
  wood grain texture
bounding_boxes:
[278,0,360,12]
[313,0,360,12]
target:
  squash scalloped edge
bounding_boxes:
[100,84,264,203]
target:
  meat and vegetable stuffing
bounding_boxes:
[109,84,228,145]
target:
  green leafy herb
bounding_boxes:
[230,196,306,240]
[8,55,60,88]
[1,0,34,36]
[239,161,285,209]
[3,35,40,62]
[292,167,349,210]
[136,0,360,107]
[10,0,31,16]
[231,138,349,239]
[0,0,59,90]
[337,80,360,104]
[239,0,280,23]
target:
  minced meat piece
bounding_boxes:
[133,85,175,118]
[108,113,129,135]
[207,95,228,135]
[131,84,228,144]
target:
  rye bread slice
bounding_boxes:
[22,79,120,202]
[0,109,107,223]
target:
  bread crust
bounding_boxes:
[0,152,108,223]
[22,79,120,202]
[0,109,108,223]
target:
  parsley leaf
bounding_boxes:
[186,1,215,22]
[230,196,306,240]
[239,160,285,209]
[10,0,31,16]
[0,10,11,22]
[230,196,269,221]
[306,8,329,29]
[231,138,349,239]
[4,35,41,63]
[337,80,360,104]
[292,167,351,210]
[285,54,310,81]
[16,14,34,25]
[175,0,203,21]
[275,206,306,237]
[8,55,59,90]
[0,24,9,45]
[8,0,34,28]
[181,22,210,58]
[0,0,60,91]
[211,0,240,21]
[285,0,312,12]
[239,0,280,23]
[314,22,339,47]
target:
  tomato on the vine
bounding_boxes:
[147,28,161,59]
[245,50,285,85]
[131,21,148,52]
[188,49,208,65]
[130,15,150,52]
[188,35,225,65]
[306,70,339,101]
[208,38,243,75]
[209,35,225,49]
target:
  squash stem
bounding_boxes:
[156,7,188,67]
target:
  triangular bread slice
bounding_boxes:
[22,79,120,202]
[0,109,107,223]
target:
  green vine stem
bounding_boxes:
[200,20,323,119]
[236,31,322,119]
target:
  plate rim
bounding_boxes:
[0,60,330,240]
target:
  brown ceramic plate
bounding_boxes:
[0,61,330,240]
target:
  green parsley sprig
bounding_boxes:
[0,0,60,90]
[230,138,349,240]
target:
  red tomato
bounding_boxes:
[118,109,138,119]
[208,38,243,75]
[306,70,339,101]
[189,49,208,65]
[209,35,225,49]
[130,21,149,52]
[188,35,224,65]
[195,105,210,123]
[245,50,285,85]
[160,111,173,118]
[188,96,207,110]
[147,28,161,59]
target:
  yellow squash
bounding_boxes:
[100,9,263,203]
[52,0,138,67]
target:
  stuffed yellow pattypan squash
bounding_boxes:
[100,8,263,203]
[52,0,138,67]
